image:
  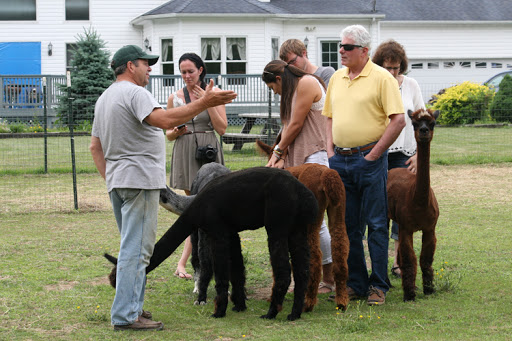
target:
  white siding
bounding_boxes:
[0,0,168,74]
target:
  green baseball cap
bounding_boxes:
[111,45,159,70]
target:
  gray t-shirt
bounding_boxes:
[92,81,165,192]
[314,66,335,87]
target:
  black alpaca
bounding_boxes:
[107,167,318,320]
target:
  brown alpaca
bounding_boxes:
[387,108,440,301]
[256,140,350,312]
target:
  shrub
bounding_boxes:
[431,81,495,125]
[8,122,27,133]
[489,74,512,123]
[0,118,10,133]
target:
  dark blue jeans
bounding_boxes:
[387,152,411,240]
[329,149,389,295]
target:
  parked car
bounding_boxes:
[483,70,512,92]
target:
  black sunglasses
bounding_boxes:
[339,43,363,51]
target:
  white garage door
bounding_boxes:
[407,59,512,103]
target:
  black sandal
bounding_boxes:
[391,266,401,278]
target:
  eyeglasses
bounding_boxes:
[287,55,299,65]
[339,43,363,51]
[384,66,400,71]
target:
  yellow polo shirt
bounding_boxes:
[322,59,404,148]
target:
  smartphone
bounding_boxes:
[176,124,186,130]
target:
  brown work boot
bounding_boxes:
[367,286,385,306]
[114,316,164,331]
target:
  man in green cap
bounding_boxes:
[90,44,237,331]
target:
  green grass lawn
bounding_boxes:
[1,164,511,340]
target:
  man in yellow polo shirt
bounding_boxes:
[323,25,405,306]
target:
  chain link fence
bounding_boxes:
[1,74,511,213]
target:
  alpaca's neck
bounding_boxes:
[413,141,431,204]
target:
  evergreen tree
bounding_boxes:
[490,74,512,123]
[56,27,113,127]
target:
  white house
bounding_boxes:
[1,0,512,101]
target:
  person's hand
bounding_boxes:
[202,80,237,107]
[405,154,417,173]
[265,153,285,169]
[364,153,379,161]
[192,84,205,99]
[166,125,187,141]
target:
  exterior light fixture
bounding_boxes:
[144,38,151,51]
[48,42,53,56]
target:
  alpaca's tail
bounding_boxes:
[321,168,345,206]
[146,216,195,273]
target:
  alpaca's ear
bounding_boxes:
[255,139,273,157]
[432,110,440,120]
[104,253,118,265]
[407,109,414,119]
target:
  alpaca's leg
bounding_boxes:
[261,233,291,320]
[287,227,310,321]
[327,202,349,311]
[190,230,200,294]
[420,229,437,295]
[229,233,247,312]
[211,235,230,318]
[304,220,322,312]
[399,230,417,301]
[195,232,213,305]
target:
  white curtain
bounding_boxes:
[201,38,221,60]
[271,38,279,60]
[227,38,246,60]
[162,39,173,62]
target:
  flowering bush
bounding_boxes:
[0,118,10,133]
[431,81,495,125]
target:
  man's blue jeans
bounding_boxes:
[109,188,160,326]
[329,149,389,296]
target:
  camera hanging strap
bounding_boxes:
[183,87,200,150]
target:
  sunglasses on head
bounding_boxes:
[339,43,363,51]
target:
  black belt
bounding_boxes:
[334,141,378,155]
[184,131,213,134]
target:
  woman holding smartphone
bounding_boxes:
[166,52,227,279]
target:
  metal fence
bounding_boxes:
[0,74,511,213]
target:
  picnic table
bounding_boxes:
[222,113,281,151]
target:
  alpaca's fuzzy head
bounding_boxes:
[104,253,117,288]
[408,109,440,143]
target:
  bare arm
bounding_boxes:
[268,77,320,167]
[365,113,406,161]
[326,117,334,158]
[89,136,106,180]
[194,85,228,135]
[145,80,236,129]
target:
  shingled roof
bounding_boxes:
[141,0,512,21]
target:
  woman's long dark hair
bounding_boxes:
[262,60,325,122]
[179,52,207,89]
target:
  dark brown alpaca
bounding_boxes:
[387,108,440,301]
[256,140,350,312]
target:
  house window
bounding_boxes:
[321,41,340,70]
[492,63,503,68]
[428,62,439,69]
[66,43,78,71]
[459,61,471,68]
[411,62,423,69]
[271,38,279,60]
[475,62,487,68]
[66,0,89,21]
[444,62,455,69]
[0,0,36,21]
[201,37,247,84]
[201,38,221,74]
[161,39,174,86]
